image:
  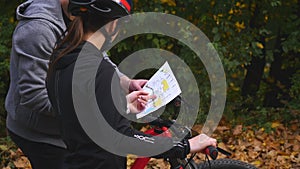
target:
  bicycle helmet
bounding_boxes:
[69,0,132,18]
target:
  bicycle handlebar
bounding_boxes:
[205,146,232,160]
[141,116,231,160]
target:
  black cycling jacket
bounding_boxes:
[46,41,190,169]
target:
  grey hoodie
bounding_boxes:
[5,0,66,148]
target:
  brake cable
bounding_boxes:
[204,154,212,169]
[183,153,196,169]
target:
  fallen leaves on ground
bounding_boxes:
[1,120,299,169]
[127,119,300,169]
[219,120,300,169]
[1,148,31,169]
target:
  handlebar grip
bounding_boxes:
[204,146,218,160]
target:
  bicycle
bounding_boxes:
[129,97,259,169]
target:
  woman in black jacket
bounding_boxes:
[47,0,217,168]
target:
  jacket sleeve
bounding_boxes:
[95,60,190,159]
[13,20,57,116]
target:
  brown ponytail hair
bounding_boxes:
[49,16,84,70]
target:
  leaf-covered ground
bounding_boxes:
[127,119,300,169]
[1,119,299,169]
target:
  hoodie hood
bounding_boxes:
[16,0,66,32]
[54,41,102,70]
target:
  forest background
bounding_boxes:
[0,0,299,168]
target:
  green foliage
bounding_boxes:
[290,70,300,109]
[115,0,300,125]
[0,0,299,132]
[0,14,17,136]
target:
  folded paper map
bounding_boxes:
[136,61,182,119]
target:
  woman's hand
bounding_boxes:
[126,91,156,113]
[128,79,148,92]
[188,134,217,153]
[119,76,148,93]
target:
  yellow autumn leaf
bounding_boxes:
[232,87,240,91]
[160,0,176,6]
[264,65,270,73]
[251,160,262,166]
[271,121,281,128]
[235,21,245,32]
[0,144,8,151]
[9,17,15,23]
[210,0,215,6]
[127,154,137,166]
[256,42,264,49]
[167,44,174,50]
[235,22,245,29]
[240,4,246,8]
[264,15,268,21]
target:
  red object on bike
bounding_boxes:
[205,146,218,160]
[131,127,172,169]
[131,157,151,169]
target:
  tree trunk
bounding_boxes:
[241,1,266,98]
[241,56,266,97]
[264,37,297,107]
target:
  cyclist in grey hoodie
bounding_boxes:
[5,0,68,168]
